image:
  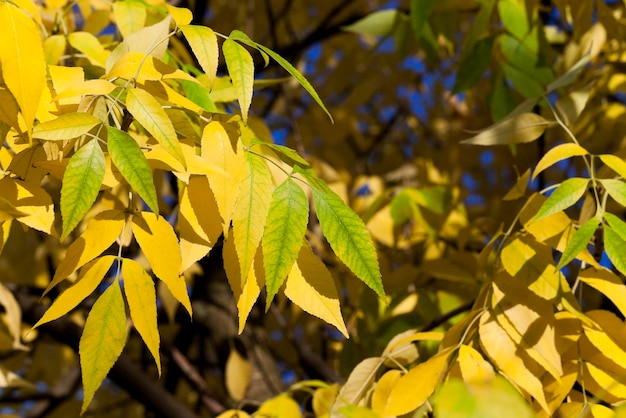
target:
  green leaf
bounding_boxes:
[32,113,102,140]
[60,139,106,239]
[557,216,601,268]
[452,36,494,93]
[263,178,309,306]
[504,64,545,99]
[180,25,219,87]
[179,79,219,113]
[222,38,254,124]
[106,126,159,214]
[249,138,310,168]
[410,0,436,39]
[228,30,333,122]
[125,87,186,168]
[310,179,384,298]
[547,52,590,92]
[461,113,553,146]
[604,226,626,277]
[600,154,626,179]
[232,152,273,282]
[604,212,626,240]
[533,143,588,180]
[600,179,626,207]
[533,178,589,222]
[79,279,126,414]
[403,186,452,215]
[342,9,400,37]
[490,74,519,122]
[122,258,160,375]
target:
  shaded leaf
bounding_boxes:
[330,357,383,415]
[60,139,106,240]
[106,126,159,214]
[79,279,126,414]
[225,348,251,401]
[342,9,400,36]
[461,113,553,146]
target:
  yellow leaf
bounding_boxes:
[225,348,251,401]
[201,121,243,232]
[371,369,402,416]
[330,357,384,414]
[503,168,530,200]
[222,233,264,333]
[0,87,21,132]
[558,403,615,418]
[126,87,186,168]
[106,51,198,84]
[233,152,272,281]
[113,0,147,37]
[79,279,126,414]
[580,267,626,318]
[216,411,250,418]
[600,154,626,180]
[67,32,109,67]
[478,310,550,412]
[34,255,115,328]
[122,258,160,375]
[0,1,46,139]
[257,394,302,418]
[0,282,25,350]
[132,212,191,315]
[384,348,454,416]
[48,210,125,295]
[222,38,254,123]
[313,385,338,417]
[457,344,495,384]
[533,143,588,180]
[140,80,202,114]
[48,65,85,108]
[0,177,55,234]
[54,79,116,102]
[43,35,66,65]
[180,25,219,87]
[284,243,348,337]
[166,4,192,26]
[121,16,172,61]
[178,175,222,271]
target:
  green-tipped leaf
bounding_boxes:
[107,126,159,213]
[557,216,601,268]
[61,139,106,239]
[263,178,309,306]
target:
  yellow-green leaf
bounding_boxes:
[132,212,191,315]
[461,113,553,146]
[125,87,186,168]
[229,30,333,122]
[385,348,454,416]
[43,34,66,65]
[603,225,626,277]
[33,113,102,140]
[79,279,126,414]
[113,0,147,37]
[60,139,106,239]
[34,256,115,329]
[557,216,601,269]
[310,180,384,297]
[579,267,626,319]
[532,178,589,222]
[106,126,159,214]
[122,258,160,374]
[48,210,125,295]
[181,25,219,87]
[284,243,348,337]
[263,178,309,305]
[222,38,254,123]
[600,154,626,179]
[67,32,109,67]
[232,152,272,282]
[533,143,588,180]
[0,1,46,138]
[600,179,626,207]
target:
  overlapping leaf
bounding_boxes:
[532,178,589,222]
[181,25,218,87]
[461,113,553,146]
[222,39,254,123]
[32,113,102,140]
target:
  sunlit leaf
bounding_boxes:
[54,79,117,101]
[67,32,109,67]
[579,267,626,319]
[284,243,348,337]
[132,212,191,315]
[232,152,272,282]
[603,225,626,277]
[557,216,601,268]
[106,126,159,214]
[222,38,254,123]
[181,25,218,87]
[600,154,626,179]
[532,178,589,222]
[113,0,146,37]
[165,4,192,26]
[122,258,160,374]
[257,394,302,418]
[249,138,310,168]
[32,113,101,140]
[461,113,553,146]
[371,370,402,416]
[79,279,126,414]
[60,139,106,240]
[600,179,626,207]
[125,87,186,168]
[34,256,115,328]
[229,30,333,122]
[457,344,495,384]
[263,179,309,305]
[533,143,588,180]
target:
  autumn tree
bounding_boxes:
[2,0,626,417]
